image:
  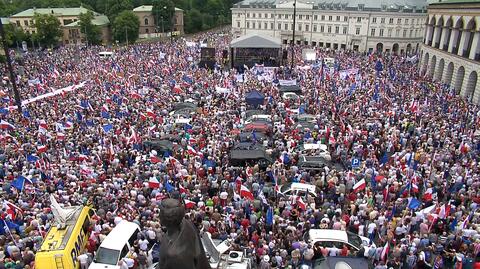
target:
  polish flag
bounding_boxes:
[184,199,196,209]
[37,145,48,154]
[179,185,187,194]
[240,185,254,200]
[409,100,418,113]
[102,104,109,112]
[328,135,336,145]
[423,188,433,201]
[4,201,23,219]
[39,120,48,130]
[380,242,390,261]
[57,132,66,140]
[187,146,197,155]
[246,167,253,178]
[438,203,451,219]
[150,155,162,164]
[130,91,141,99]
[148,178,160,189]
[0,120,15,130]
[64,121,73,129]
[296,196,307,211]
[78,154,89,162]
[146,109,155,119]
[188,138,197,145]
[353,179,366,192]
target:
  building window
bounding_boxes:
[252,22,255,28]
[321,15,325,20]
[252,13,256,18]
[298,24,302,31]
[247,21,250,28]
[314,15,318,20]
[321,25,324,32]
[397,18,401,24]
[271,14,274,18]
[278,23,281,29]
[144,18,149,25]
[357,17,361,23]
[405,18,409,24]
[403,29,407,37]
[371,28,376,36]
[279,14,282,19]
[306,15,310,20]
[327,26,331,33]
[388,28,392,37]
[16,21,20,27]
[264,22,268,29]
[24,20,28,26]
[410,29,413,37]
[306,24,309,31]
[381,18,385,23]
[335,26,339,33]
[356,28,360,35]
[291,23,294,30]
[314,25,317,31]
[271,22,274,29]
[328,16,332,21]
[299,15,303,20]
[237,13,240,17]
[379,29,384,36]
[285,23,288,30]
[372,17,377,23]
[237,21,240,28]
[146,28,149,33]
[247,13,250,18]
[336,16,340,21]
[396,29,400,36]
[343,26,347,34]
[344,16,348,22]
[389,18,393,24]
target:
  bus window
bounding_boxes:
[120,245,128,258]
[128,229,139,247]
[82,216,90,235]
[88,209,95,217]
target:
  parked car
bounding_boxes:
[278,182,318,198]
[304,229,375,254]
[296,144,332,161]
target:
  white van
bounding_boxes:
[304,229,375,253]
[278,182,317,197]
[89,221,141,269]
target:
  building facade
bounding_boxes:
[9,7,110,45]
[419,0,479,104]
[133,5,184,38]
[231,0,427,54]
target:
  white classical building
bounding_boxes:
[419,0,480,104]
[231,0,427,54]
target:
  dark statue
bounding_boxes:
[156,198,211,269]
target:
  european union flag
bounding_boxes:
[12,176,29,191]
[408,198,421,210]
[101,111,110,119]
[266,206,273,226]
[22,109,31,118]
[0,220,20,235]
[380,152,389,166]
[86,120,95,127]
[26,155,39,163]
[102,124,113,133]
[165,180,174,193]
[0,108,9,115]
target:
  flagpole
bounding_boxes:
[3,220,19,248]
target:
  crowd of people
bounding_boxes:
[0,27,480,269]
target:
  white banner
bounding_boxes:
[279,79,297,86]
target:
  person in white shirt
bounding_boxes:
[77,252,90,269]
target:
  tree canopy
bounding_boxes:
[33,13,62,47]
[79,11,102,45]
[112,10,139,44]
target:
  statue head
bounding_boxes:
[159,198,185,229]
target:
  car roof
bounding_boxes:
[289,183,316,192]
[100,221,140,250]
[307,229,348,243]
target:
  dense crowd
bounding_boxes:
[0,27,480,269]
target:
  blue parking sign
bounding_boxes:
[351,158,361,169]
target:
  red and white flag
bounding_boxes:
[187,146,197,155]
[4,201,23,219]
[0,120,15,130]
[179,185,187,194]
[57,132,66,140]
[37,145,48,154]
[353,179,366,192]
[184,199,196,209]
[148,178,160,189]
[423,187,433,201]
[146,109,155,119]
[296,196,307,211]
[381,242,389,261]
[150,155,162,164]
[240,185,254,200]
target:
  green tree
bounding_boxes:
[152,0,175,32]
[79,11,102,45]
[33,13,62,47]
[2,24,29,47]
[112,10,139,44]
[184,8,202,33]
[106,0,134,22]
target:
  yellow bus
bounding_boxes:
[35,205,95,269]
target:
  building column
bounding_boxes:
[424,24,433,45]
[440,27,450,51]
[469,32,480,60]
[457,29,467,57]
[448,28,459,53]
[432,26,440,48]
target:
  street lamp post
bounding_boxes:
[0,19,22,112]
[125,26,128,46]
[290,0,297,68]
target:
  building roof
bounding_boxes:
[0,18,10,24]
[233,0,427,12]
[429,0,480,5]
[133,5,184,12]
[64,14,110,27]
[231,33,282,48]
[10,7,100,18]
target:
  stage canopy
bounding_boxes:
[245,90,265,107]
[231,34,281,49]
